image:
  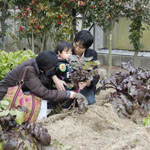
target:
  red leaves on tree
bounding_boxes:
[32,19,37,23]
[27,7,30,11]
[36,25,39,29]
[34,0,38,4]
[58,14,61,19]
[91,5,95,9]
[98,3,102,6]
[19,26,23,31]
[80,1,85,6]
[58,21,61,25]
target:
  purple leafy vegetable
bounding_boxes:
[99,62,150,118]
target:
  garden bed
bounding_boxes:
[39,66,150,150]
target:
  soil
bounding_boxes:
[39,66,150,150]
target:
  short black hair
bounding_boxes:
[74,30,94,49]
[55,41,73,54]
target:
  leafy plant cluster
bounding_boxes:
[69,55,100,90]
[48,55,100,116]
[0,49,36,80]
[13,0,76,50]
[88,0,131,32]
[99,62,150,118]
[126,1,150,66]
[127,0,148,51]
[0,100,51,150]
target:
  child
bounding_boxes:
[47,41,74,110]
[54,41,74,90]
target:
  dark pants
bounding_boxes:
[80,87,95,105]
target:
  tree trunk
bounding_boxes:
[17,33,20,49]
[108,30,113,76]
[40,32,46,52]
[43,34,47,50]
[1,2,7,50]
[71,9,76,40]
[27,35,31,49]
[13,5,16,34]
[133,50,138,67]
[81,13,85,30]
[12,5,17,49]
[32,31,35,52]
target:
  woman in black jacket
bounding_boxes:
[0,50,77,103]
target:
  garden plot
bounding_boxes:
[40,88,150,150]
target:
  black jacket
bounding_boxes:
[55,59,72,83]
[83,48,99,89]
[54,58,76,90]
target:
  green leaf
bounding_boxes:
[0,101,9,109]
[0,50,36,80]
[82,61,99,70]
[62,145,72,150]
[143,114,150,126]
[0,110,9,117]
[0,141,4,150]
[10,110,25,125]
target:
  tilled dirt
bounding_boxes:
[40,66,150,150]
[40,88,150,150]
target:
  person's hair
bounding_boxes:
[36,50,58,71]
[34,50,58,89]
[74,30,94,49]
[55,41,73,54]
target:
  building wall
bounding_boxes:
[103,17,150,51]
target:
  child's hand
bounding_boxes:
[52,75,67,91]
[86,80,91,87]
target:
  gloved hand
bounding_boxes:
[75,93,88,113]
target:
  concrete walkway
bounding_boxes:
[97,49,150,69]
[98,49,150,57]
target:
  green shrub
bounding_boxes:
[0,50,36,80]
[143,114,150,126]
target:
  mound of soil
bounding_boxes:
[40,88,150,150]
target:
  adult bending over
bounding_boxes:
[0,50,77,103]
